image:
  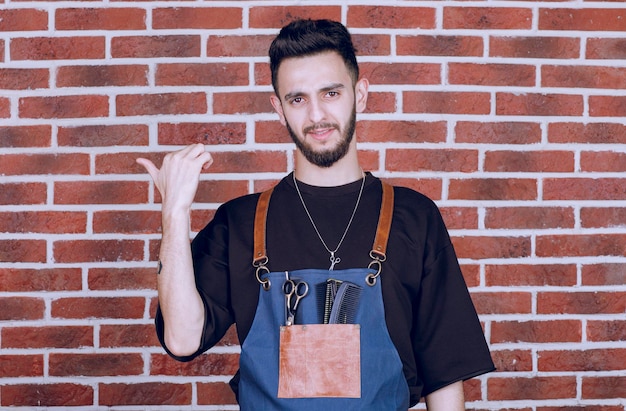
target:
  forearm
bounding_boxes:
[425,381,465,411]
[157,210,205,357]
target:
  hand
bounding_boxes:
[136,144,213,214]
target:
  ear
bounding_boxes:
[270,94,287,126]
[355,78,369,114]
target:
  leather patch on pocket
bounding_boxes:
[277,324,361,398]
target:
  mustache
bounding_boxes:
[303,123,339,134]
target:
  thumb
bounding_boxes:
[136,157,159,182]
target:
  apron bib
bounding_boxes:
[238,182,409,410]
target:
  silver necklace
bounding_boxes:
[293,170,366,270]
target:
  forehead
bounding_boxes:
[275,51,353,97]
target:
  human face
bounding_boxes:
[270,51,368,168]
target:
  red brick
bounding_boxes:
[0,297,45,320]
[581,151,626,172]
[538,291,626,314]
[151,353,239,376]
[587,38,626,59]
[357,121,446,143]
[452,236,531,260]
[538,234,626,258]
[208,34,275,57]
[1,325,93,348]
[153,7,241,29]
[544,178,626,200]
[0,355,44,377]
[484,150,574,172]
[449,178,537,200]
[587,320,626,342]
[1,384,93,407]
[444,7,532,30]
[387,148,478,172]
[58,124,148,147]
[198,382,238,405]
[397,35,483,57]
[0,125,51,147]
[19,95,109,119]
[100,323,160,347]
[488,376,577,400]
[0,153,89,175]
[543,65,626,89]
[485,207,574,230]
[490,36,580,59]
[50,353,144,376]
[352,34,391,57]
[384,178,442,201]
[0,182,47,205]
[347,6,435,29]
[213,91,274,115]
[56,8,146,30]
[582,263,626,286]
[97,152,160,175]
[404,91,491,114]
[11,36,104,60]
[156,63,248,86]
[93,210,161,234]
[460,264,480,287]
[455,121,541,144]
[117,92,206,116]
[492,320,582,344]
[548,122,626,144]
[0,68,48,89]
[491,349,532,372]
[589,95,626,117]
[99,382,192,406]
[208,151,288,173]
[0,267,82,292]
[539,348,626,372]
[57,64,148,87]
[249,6,342,28]
[194,180,250,203]
[581,207,626,228]
[540,8,626,31]
[52,297,145,319]
[486,264,577,287]
[0,9,47,30]
[0,211,86,234]
[360,62,440,85]
[496,92,583,116]
[440,207,478,230]
[449,63,535,86]
[88,267,156,291]
[158,122,246,145]
[0,240,46,263]
[111,35,200,58]
[254,120,291,144]
[54,181,148,204]
[582,376,626,399]
[463,379,483,402]
[470,292,532,315]
[53,239,144,263]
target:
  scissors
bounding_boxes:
[283,272,308,326]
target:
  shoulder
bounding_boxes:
[390,184,442,217]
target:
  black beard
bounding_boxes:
[285,108,357,168]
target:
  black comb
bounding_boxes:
[328,281,362,324]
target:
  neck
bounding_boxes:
[294,147,362,187]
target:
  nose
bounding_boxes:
[307,97,326,124]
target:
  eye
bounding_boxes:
[326,91,339,98]
[289,97,304,105]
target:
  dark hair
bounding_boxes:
[269,19,359,94]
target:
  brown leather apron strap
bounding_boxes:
[252,180,395,270]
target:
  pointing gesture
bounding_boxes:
[136,144,214,215]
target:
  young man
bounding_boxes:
[137,19,494,410]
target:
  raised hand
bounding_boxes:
[136,144,213,215]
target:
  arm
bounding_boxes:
[425,381,465,411]
[137,144,213,356]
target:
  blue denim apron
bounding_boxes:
[239,182,409,410]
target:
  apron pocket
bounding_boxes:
[277,324,361,398]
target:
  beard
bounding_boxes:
[285,107,357,168]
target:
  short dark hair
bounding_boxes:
[269,19,359,94]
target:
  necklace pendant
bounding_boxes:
[329,252,340,271]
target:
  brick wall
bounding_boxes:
[1,1,625,409]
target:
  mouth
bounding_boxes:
[304,124,338,142]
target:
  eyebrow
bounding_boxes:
[283,82,346,101]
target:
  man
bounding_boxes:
[137,19,494,410]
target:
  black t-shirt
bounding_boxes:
[156,172,495,406]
